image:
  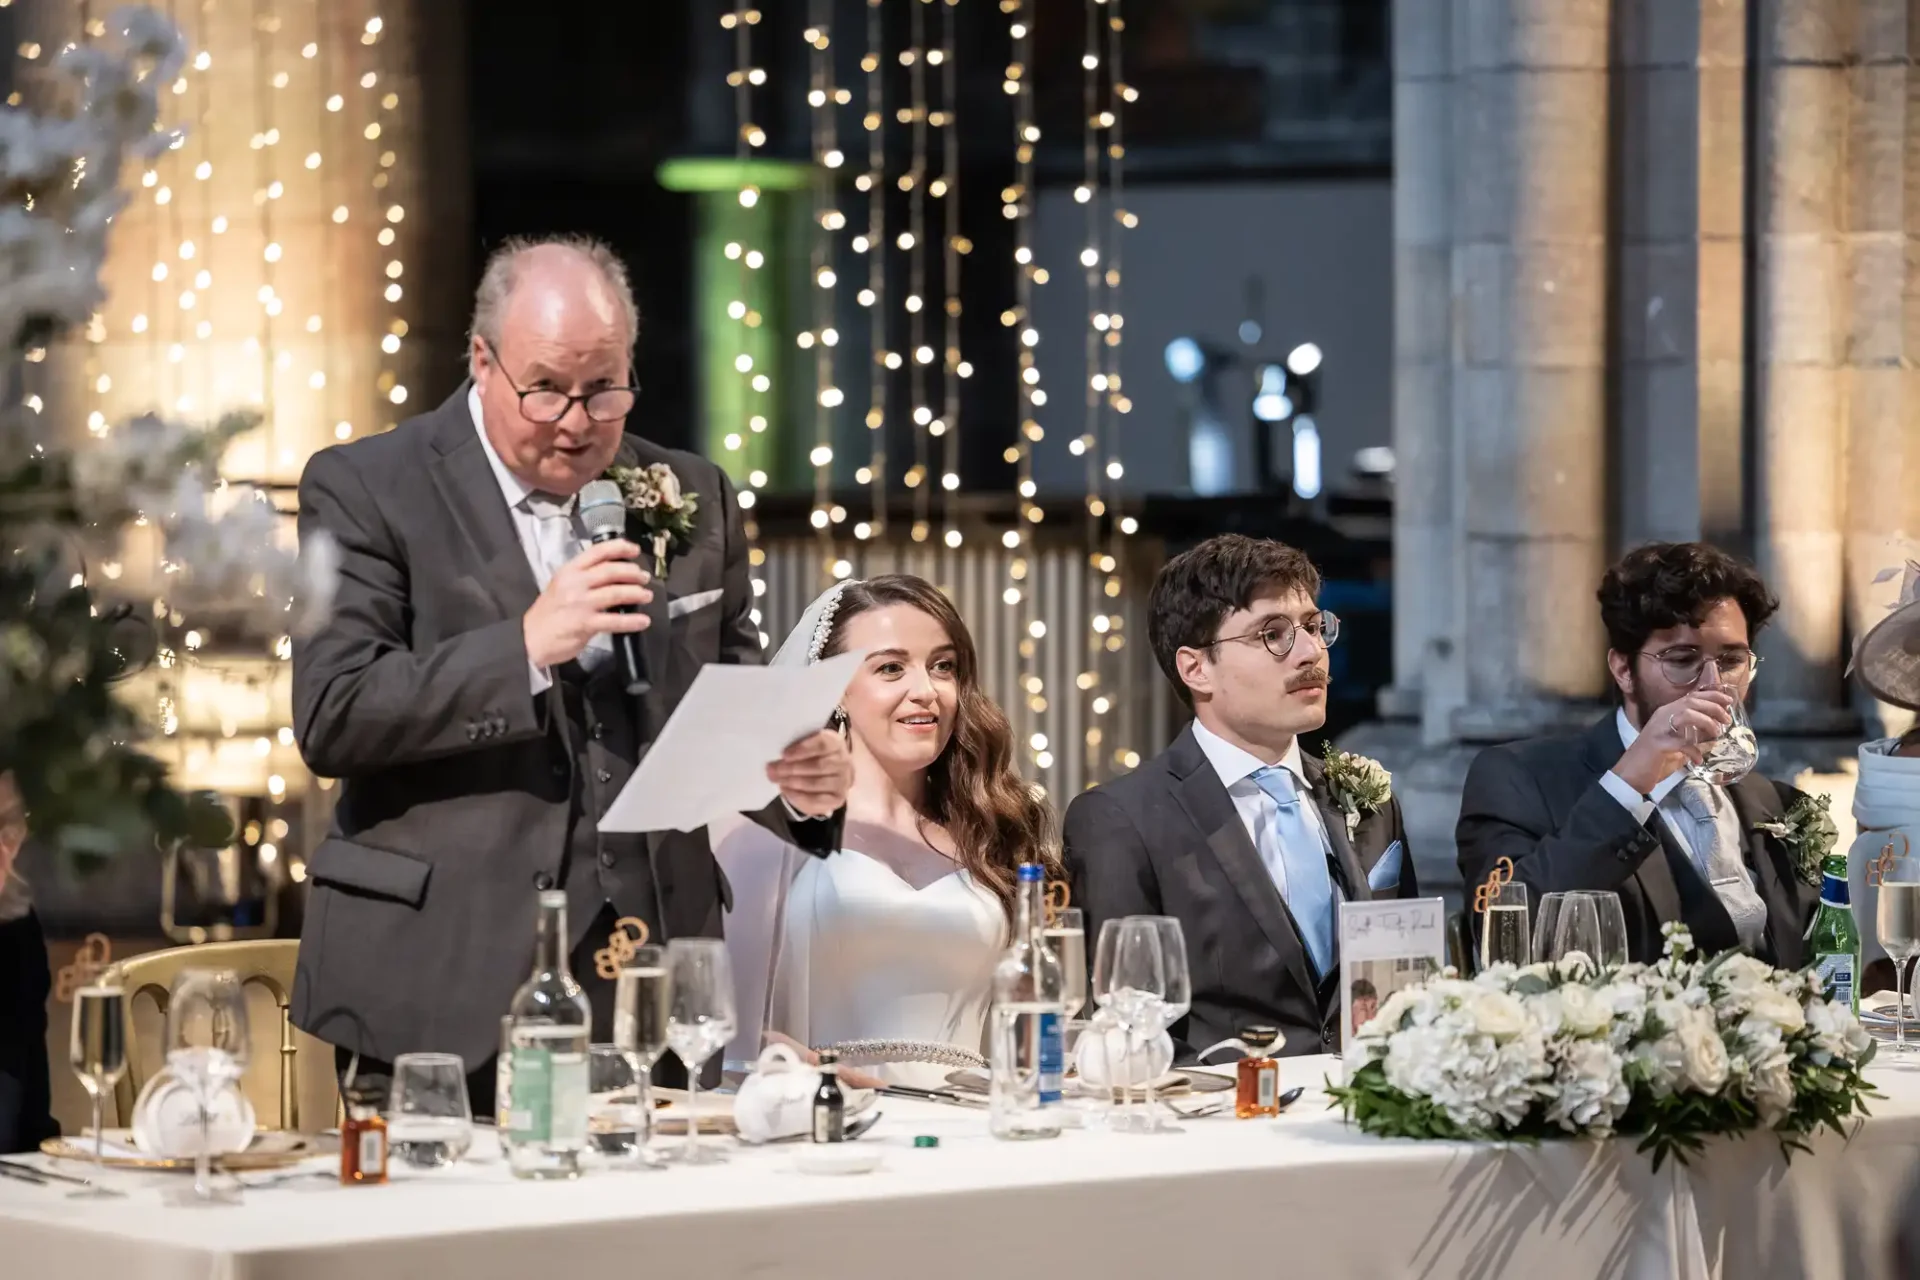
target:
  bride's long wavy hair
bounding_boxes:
[821,574,1059,914]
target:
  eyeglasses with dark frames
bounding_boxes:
[483,340,638,425]
[1639,646,1762,688]
[1210,610,1341,660]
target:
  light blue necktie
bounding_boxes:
[1251,765,1336,978]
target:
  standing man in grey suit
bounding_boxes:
[292,236,852,1108]
[1456,542,1818,966]
[1064,535,1413,1061]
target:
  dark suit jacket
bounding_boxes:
[291,385,834,1066]
[1455,713,1818,967]
[1064,724,1415,1062]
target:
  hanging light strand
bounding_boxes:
[1078,0,1105,784]
[1003,0,1049,779]
[724,3,766,535]
[804,7,841,574]
[365,10,406,428]
[904,0,931,546]
[937,0,965,550]
[251,0,281,472]
[1104,0,1140,774]
[192,0,218,427]
[313,1,342,442]
[858,0,888,541]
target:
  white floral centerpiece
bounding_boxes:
[1329,926,1877,1168]
[0,10,336,866]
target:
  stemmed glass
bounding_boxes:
[162,969,251,1205]
[663,939,735,1165]
[1478,880,1530,971]
[1045,909,1088,1021]
[67,975,129,1198]
[1682,656,1759,787]
[1138,916,1191,1134]
[1877,849,1920,1054]
[1543,891,1629,970]
[1091,917,1166,1134]
[614,945,669,1166]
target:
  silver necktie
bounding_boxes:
[1675,777,1768,950]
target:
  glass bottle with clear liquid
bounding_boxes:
[989,863,1065,1140]
[504,890,591,1179]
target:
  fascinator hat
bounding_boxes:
[1851,560,1920,712]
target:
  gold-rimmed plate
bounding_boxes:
[41,1129,329,1172]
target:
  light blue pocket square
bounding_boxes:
[1367,841,1404,893]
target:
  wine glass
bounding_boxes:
[1683,657,1759,787]
[1045,908,1088,1021]
[387,1053,473,1168]
[663,939,736,1165]
[1139,916,1191,1134]
[1091,917,1166,1134]
[1877,850,1920,1054]
[68,976,129,1199]
[614,946,669,1165]
[1549,894,1605,972]
[162,969,251,1205]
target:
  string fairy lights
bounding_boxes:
[803,3,845,579]
[853,0,889,544]
[1099,0,1140,775]
[903,0,930,545]
[937,0,967,553]
[723,1,768,539]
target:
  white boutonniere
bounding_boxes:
[604,461,699,574]
[1753,793,1838,889]
[1320,747,1392,839]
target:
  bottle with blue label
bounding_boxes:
[989,862,1065,1139]
[1807,850,1860,1013]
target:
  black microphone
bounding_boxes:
[577,479,651,696]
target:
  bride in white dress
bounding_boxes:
[716,574,1056,1087]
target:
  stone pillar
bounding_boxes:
[1448,0,1614,742]
[1382,0,1456,736]
[1751,0,1859,735]
[1614,0,1750,549]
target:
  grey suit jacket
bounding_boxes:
[290,385,835,1066]
[1063,724,1415,1062]
[1455,713,1818,968]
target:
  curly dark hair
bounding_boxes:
[1148,534,1322,708]
[1596,542,1780,658]
[821,574,1059,915]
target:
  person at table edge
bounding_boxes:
[1065,534,1415,1062]
[1456,541,1819,967]
[290,235,852,1107]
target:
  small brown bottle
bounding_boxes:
[339,1082,389,1185]
[1234,1026,1282,1119]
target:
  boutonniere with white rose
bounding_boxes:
[1753,792,1839,889]
[604,462,700,576]
[1319,747,1392,838]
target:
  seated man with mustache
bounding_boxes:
[1064,535,1415,1061]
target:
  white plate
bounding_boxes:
[793,1144,883,1175]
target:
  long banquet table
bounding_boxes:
[6,1055,1920,1280]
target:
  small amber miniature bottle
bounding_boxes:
[1234,1026,1282,1119]
[339,1082,389,1185]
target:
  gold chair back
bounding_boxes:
[111,939,335,1132]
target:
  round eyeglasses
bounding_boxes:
[1211,610,1340,660]
[484,340,638,425]
[1639,647,1761,688]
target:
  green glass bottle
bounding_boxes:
[1807,850,1860,1013]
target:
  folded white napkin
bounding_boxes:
[1074,1023,1174,1090]
[131,1069,256,1158]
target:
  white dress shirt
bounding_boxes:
[1191,719,1332,901]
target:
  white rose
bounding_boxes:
[1746,986,1806,1035]
[651,464,683,509]
[1675,1008,1729,1094]
[1715,954,1774,999]
[1470,991,1529,1041]
[1751,1057,1794,1126]
[1556,983,1614,1038]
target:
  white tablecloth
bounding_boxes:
[6,1055,1920,1280]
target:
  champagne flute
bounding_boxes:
[614,945,669,1164]
[1091,917,1166,1134]
[1877,851,1920,1054]
[1044,909,1087,1020]
[68,978,129,1199]
[1550,894,1604,972]
[663,939,735,1165]
[1573,890,1629,967]
[1683,656,1759,787]
[1478,881,1530,972]
[1139,916,1191,1134]
[162,969,252,1205]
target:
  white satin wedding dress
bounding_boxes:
[716,819,1006,1088]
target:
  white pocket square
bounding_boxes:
[668,588,724,620]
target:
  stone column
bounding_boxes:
[1751,0,1858,734]
[1448,0,1614,742]
[1614,0,1750,549]
[1382,0,1456,737]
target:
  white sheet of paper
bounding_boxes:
[1337,897,1447,1059]
[597,649,865,835]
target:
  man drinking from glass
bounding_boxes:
[1456,541,1819,965]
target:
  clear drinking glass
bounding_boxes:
[614,944,668,1161]
[586,1044,646,1164]
[162,969,251,1206]
[1045,909,1088,1020]
[387,1053,474,1168]
[1478,882,1530,971]
[1683,660,1759,787]
[1138,916,1191,1134]
[1091,917,1166,1134]
[67,977,129,1199]
[1877,850,1920,1054]
[663,938,736,1165]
